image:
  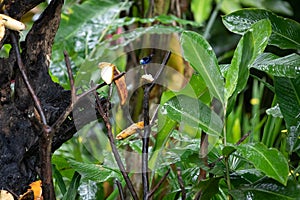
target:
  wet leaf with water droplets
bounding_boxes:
[162,95,223,137]
[222,8,300,50]
[252,53,300,78]
[237,143,289,185]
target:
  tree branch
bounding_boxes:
[94,86,138,200]
[147,168,170,199]
[177,166,186,200]
[142,51,171,199]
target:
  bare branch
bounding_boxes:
[142,51,171,199]
[93,85,138,200]
[64,50,77,102]
[116,179,125,200]
[147,168,170,199]
[177,167,186,200]
[10,31,48,125]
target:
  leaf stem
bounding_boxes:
[203,0,223,39]
[223,101,232,198]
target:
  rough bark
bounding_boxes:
[0,0,82,196]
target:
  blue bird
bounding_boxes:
[139,54,154,65]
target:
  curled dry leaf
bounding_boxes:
[116,121,144,140]
[98,62,128,105]
[0,14,26,31]
[0,23,5,41]
[0,190,14,200]
[19,180,43,200]
[99,62,115,84]
[141,74,154,84]
[113,67,127,105]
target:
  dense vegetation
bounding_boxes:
[1,0,299,199]
[50,0,300,199]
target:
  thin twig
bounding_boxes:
[93,86,138,200]
[78,72,125,99]
[236,131,251,145]
[115,179,125,200]
[142,51,171,200]
[147,168,170,199]
[177,167,186,200]
[64,50,77,102]
[10,31,47,126]
[150,51,171,89]
[51,71,125,131]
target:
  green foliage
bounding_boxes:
[162,95,223,136]
[222,8,300,50]
[181,31,224,103]
[224,19,271,100]
[237,143,289,185]
[50,0,300,199]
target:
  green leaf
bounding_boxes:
[252,53,300,78]
[155,14,201,26]
[162,95,223,136]
[62,171,81,200]
[225,19,271,99]
[240,0,293,16]
[52,155,75,179]
[53,164,67,195]
[230,179,300,200]
[149,109,176,170]
[219,0,242,14]
[68,160,122,182]
[191,0,213,24]
[237,143,289,185]
[181,31,224,103]
[56,0,131,42]
[222,145,236,157]
[222,8,300,50]
[51,0,131,85]
[196,177,222,199]
[274,76,300,152]
[231,169,263,186]
[274,76,300,128]
[160,73,211,105]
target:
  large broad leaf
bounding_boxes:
[68,160,122,182]
[230,179,300,200]
[236,143,289,185]
[160,73,211,105]
[225,19,271,99]
[162,95,223,137]
[56,0,131,42]
[149,109,176,170]
[274,76,300,152]
[252,53,300,78]
[222,8,300,50]
[180,31,224,104]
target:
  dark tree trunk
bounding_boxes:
[0,0,79,196]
